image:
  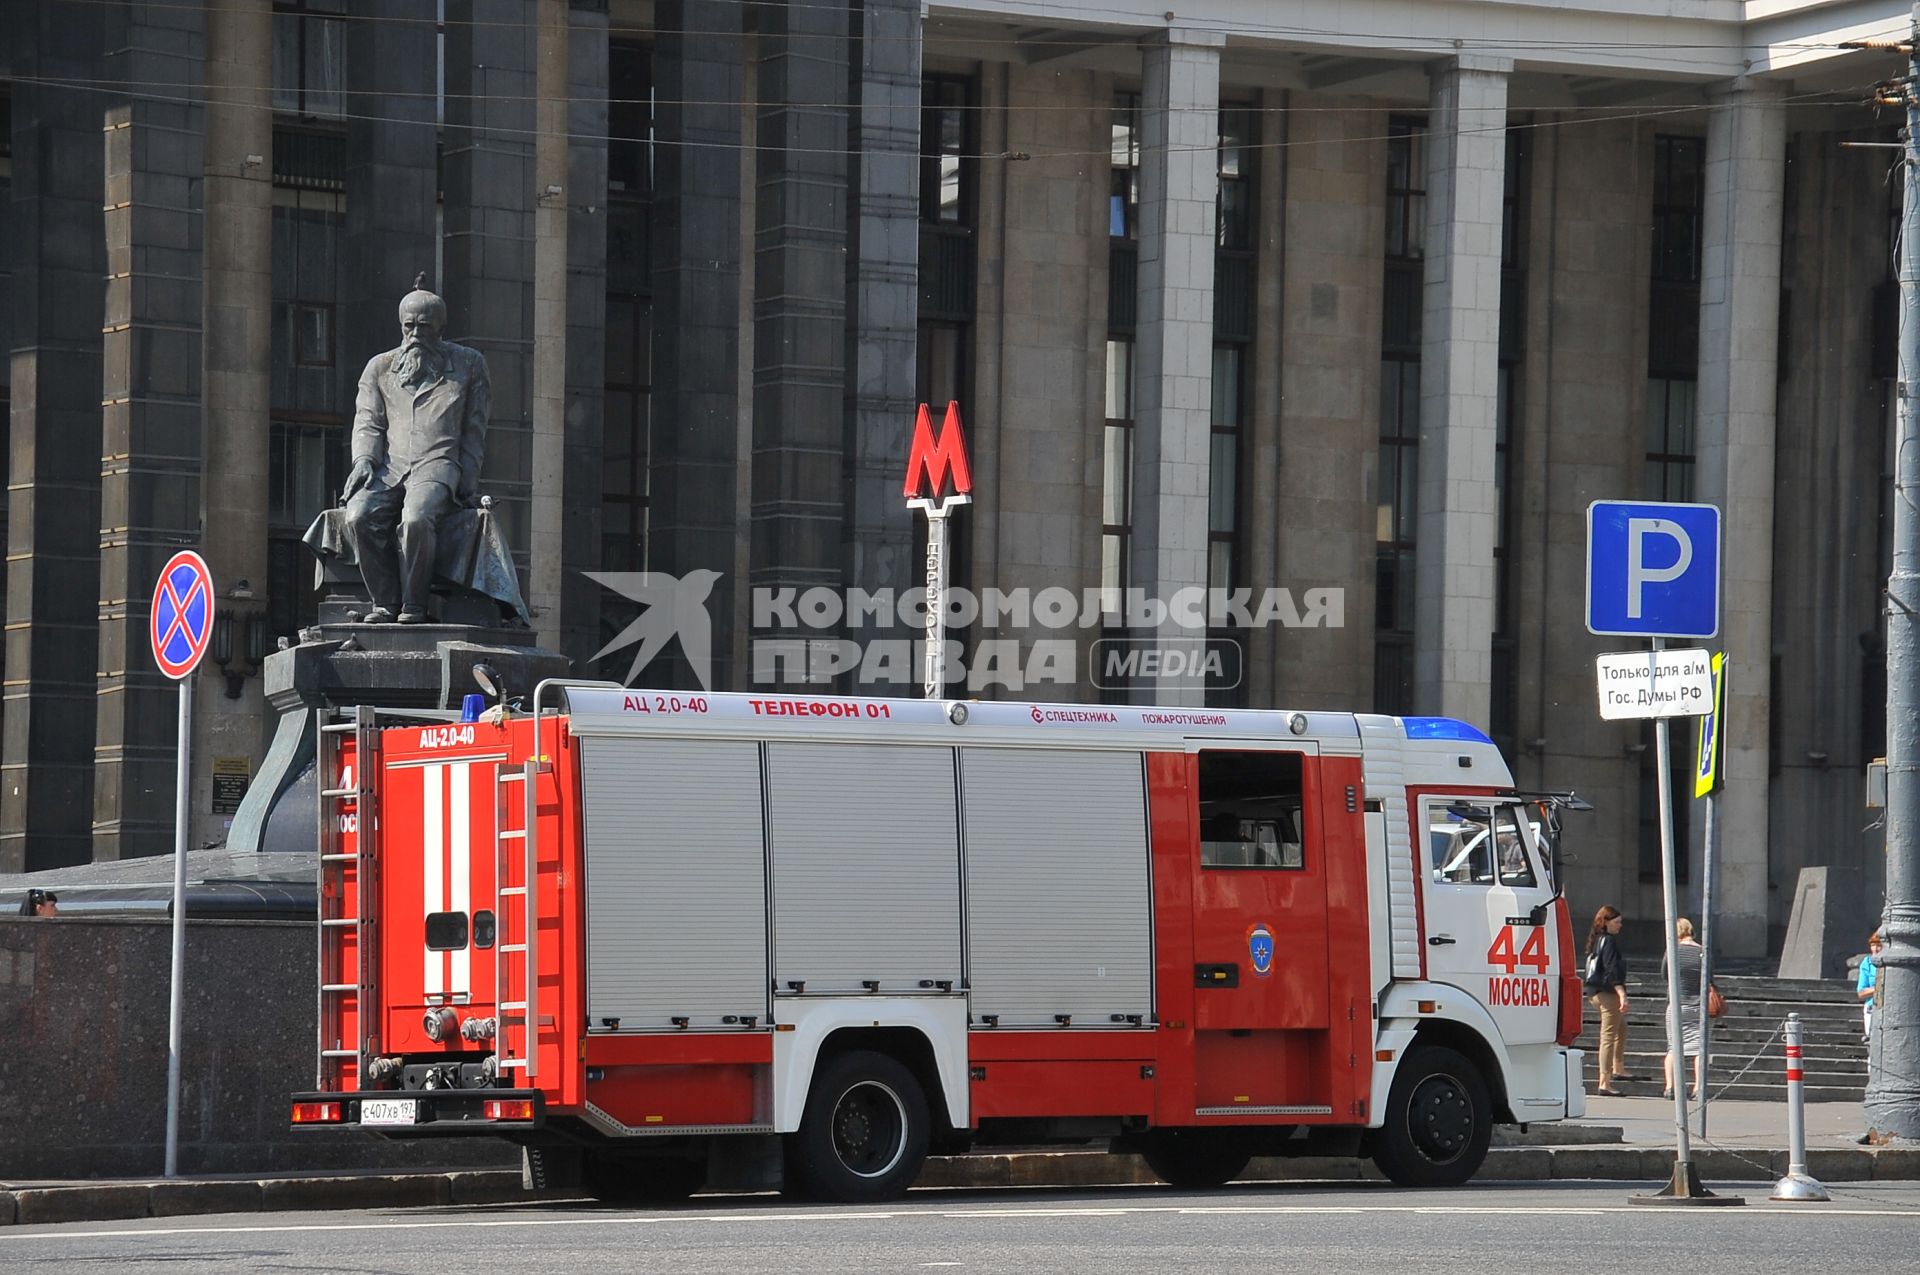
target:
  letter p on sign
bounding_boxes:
[1586,501,1720,640]
[1625,518,1693,618]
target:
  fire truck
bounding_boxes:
[292,684,1585,1201]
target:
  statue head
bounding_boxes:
[398,274,447,351]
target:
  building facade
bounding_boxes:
[1,0,1907,956]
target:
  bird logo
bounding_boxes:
[585,570,722,689]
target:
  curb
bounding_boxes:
[4,1146,1915,1226]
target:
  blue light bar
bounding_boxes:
[1401,716,1493,745]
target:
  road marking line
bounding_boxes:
[4,1199,1912,1242]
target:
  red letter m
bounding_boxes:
[903,401,974,500]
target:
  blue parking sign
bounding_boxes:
[1586,501,1720,639]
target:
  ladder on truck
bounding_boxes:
[493,755,545,1082]
[316,706,380,1091]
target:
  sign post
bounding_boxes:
[1693,651,1726,1136]
[903,402,973,698]
[1587,500,1739,1206]
[151,550,215,1177]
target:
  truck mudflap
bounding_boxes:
[290,1089,546,1135]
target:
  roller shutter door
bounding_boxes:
[580,737,769,1029]
[767,742,961,994]
[961,748,1153,1026]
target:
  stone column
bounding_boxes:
[445,1,535,586]
[197,0,274,850]
[1695,80,1787,957]
[94,0,205,862]
[1414,54,1510,725]
[751,0,850,688]
[649,0,744,690]
[342,0,436,382]
[1272,96,1384,711]
[556,1,610,667]
[1129,29,1221,705]
[528,0,570,649]
[3,4,109,872]
[844,0,920,695]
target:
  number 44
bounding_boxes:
[1486,925,1551,975]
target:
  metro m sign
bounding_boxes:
[904,400,973,512]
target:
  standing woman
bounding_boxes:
[1662,917,1708,1100]
[1584,905,1633,1095]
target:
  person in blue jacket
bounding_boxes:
[1859,931,1882,1042]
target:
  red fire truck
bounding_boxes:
[292,684,1585,1201]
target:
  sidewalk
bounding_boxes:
[4,1102,1916,1227]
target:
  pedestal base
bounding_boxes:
[1630,1158,1747,1205]
[226,622,573,855]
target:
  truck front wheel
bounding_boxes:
[1369,1044,1492,1187]
[785,1050,930,1202]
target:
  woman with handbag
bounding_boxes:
[1661,917,1718,1100]
[1583,906,1636,1095]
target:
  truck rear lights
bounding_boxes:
[291,1100,343,1124]
[484,1099,535,1121]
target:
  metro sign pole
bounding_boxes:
[904,401,973,698]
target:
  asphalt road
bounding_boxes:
[5,1181,1918,1274]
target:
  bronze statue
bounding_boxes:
[341,277,492,623]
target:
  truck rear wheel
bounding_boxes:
[1141,1131,1253,1189]
[1369,1044,1492,1187]
[785,1050,930,1203]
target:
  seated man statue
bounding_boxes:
[342,275,491,623]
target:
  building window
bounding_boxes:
[602,293,652,574]
[1110,93,1140,240]
[1385,118,1427,261]
[608,40,653,200]
[1637,720,1693,883]
[1652,135,1704,285]
[922,77,971,226]
[1646,377,1697,502]
[271,0,345,121]
[1102,339,1135,612]
[1208,345,1243,594]
[1376,118,1426,716]
[1217,106,1255,251]
[293,302,333,367]
[267,420,347,639]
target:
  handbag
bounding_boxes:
[1707,984,1727,1019]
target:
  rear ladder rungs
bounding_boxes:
[499,829,526,841]
[320,852,356,863]
[319,1048,359,1058]
[320,983,359,993]
[320,917,361,928]
[499,886,527,898]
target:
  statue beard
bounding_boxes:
[396,340,446,389]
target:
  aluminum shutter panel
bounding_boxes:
[580,737,769,1028]
[961,748,1153,1026]
[766,742,961,994]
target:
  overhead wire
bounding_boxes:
[0,70,1889,169]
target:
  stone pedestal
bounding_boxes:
[226,620,572,855]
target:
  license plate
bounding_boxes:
[360,1097,418,1126]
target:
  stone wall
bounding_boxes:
[0,917,513,1179]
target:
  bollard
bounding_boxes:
[1771,1013,1831,1202]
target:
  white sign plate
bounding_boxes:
[1595,648,1715,720]
[359,1098,419,1126]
